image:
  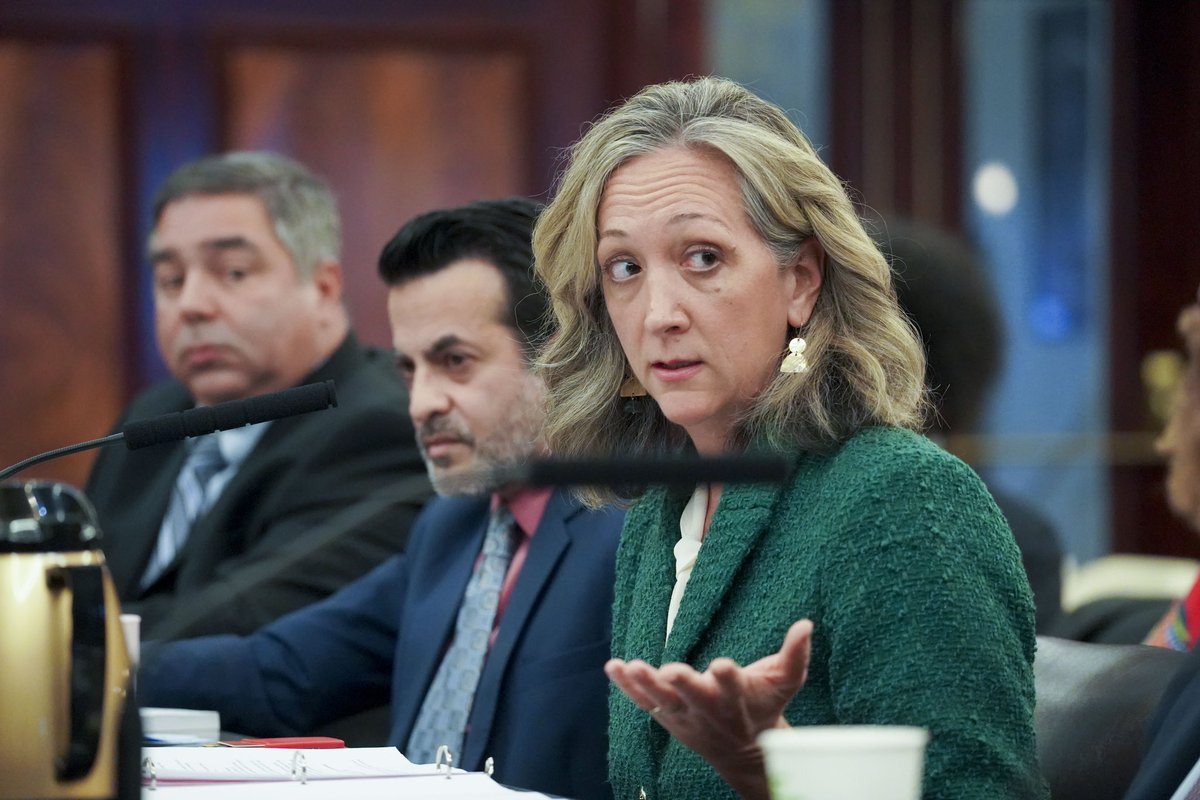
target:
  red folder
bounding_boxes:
[218,736,345,749]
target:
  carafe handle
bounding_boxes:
[46,564,107,781]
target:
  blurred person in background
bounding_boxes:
[86,151,427,641]
[1126,295,1200,791]
[1145,292,1200,651]
[880,218,1065,633]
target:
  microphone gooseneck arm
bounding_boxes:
[0,434,126,482]
[0,380,338,482]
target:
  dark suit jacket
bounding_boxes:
[139,490,624,800]
[1125,648,1200,800]
[86,334,429,640]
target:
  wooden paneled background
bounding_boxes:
[830,0,963,230]
[1108,0,1200,556]
[0,1,704,493]
[0,40,128,489]
[224,43,530,353]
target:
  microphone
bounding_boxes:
[0,380,338,481]
[499,454,792,488]
[122,380,337,449]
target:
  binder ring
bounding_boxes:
[142,756,158,791]
[291,751,308,785]
[434,744,454,779]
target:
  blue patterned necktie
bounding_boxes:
[140,435,227,589]
[406,505,516,765]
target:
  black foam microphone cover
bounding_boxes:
[122,380,337,450]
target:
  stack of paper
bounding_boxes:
[140,707,220,742]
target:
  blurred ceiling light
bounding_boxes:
[972,161,1019,216]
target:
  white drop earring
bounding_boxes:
[779,336,809,374]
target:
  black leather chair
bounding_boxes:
[1035,635,1187,800]
[1047,597,1173,645]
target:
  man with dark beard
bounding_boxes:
[138,199,623,800]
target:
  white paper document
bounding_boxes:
[141,772,549,799]
[143,746,433,782]
[139,747,553,798]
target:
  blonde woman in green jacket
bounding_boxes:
[533,76,1048,800]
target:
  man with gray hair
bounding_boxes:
[85,151,428,641]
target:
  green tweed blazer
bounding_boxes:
[608,426,1049,800]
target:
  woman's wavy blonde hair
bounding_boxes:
[533,76,928,505]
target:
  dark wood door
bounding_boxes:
[1109,0,1200,557]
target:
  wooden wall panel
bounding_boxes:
[831,0,962,231]
[0,40,126,488]
[0,0,706,496]
[1109,0,1200,557]
[222,45,529,349]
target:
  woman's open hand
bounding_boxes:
[605,619,813,800]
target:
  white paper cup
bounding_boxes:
[119,612,140,668]
[759,725,929,800]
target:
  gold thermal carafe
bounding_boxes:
[0,481,135,800]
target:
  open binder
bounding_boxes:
[140,745,541,799]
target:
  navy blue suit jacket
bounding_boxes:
[1125,648,1200,800]
[140,490,623,800]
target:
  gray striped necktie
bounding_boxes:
[406,505,516,764]
[141,435,227,588]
